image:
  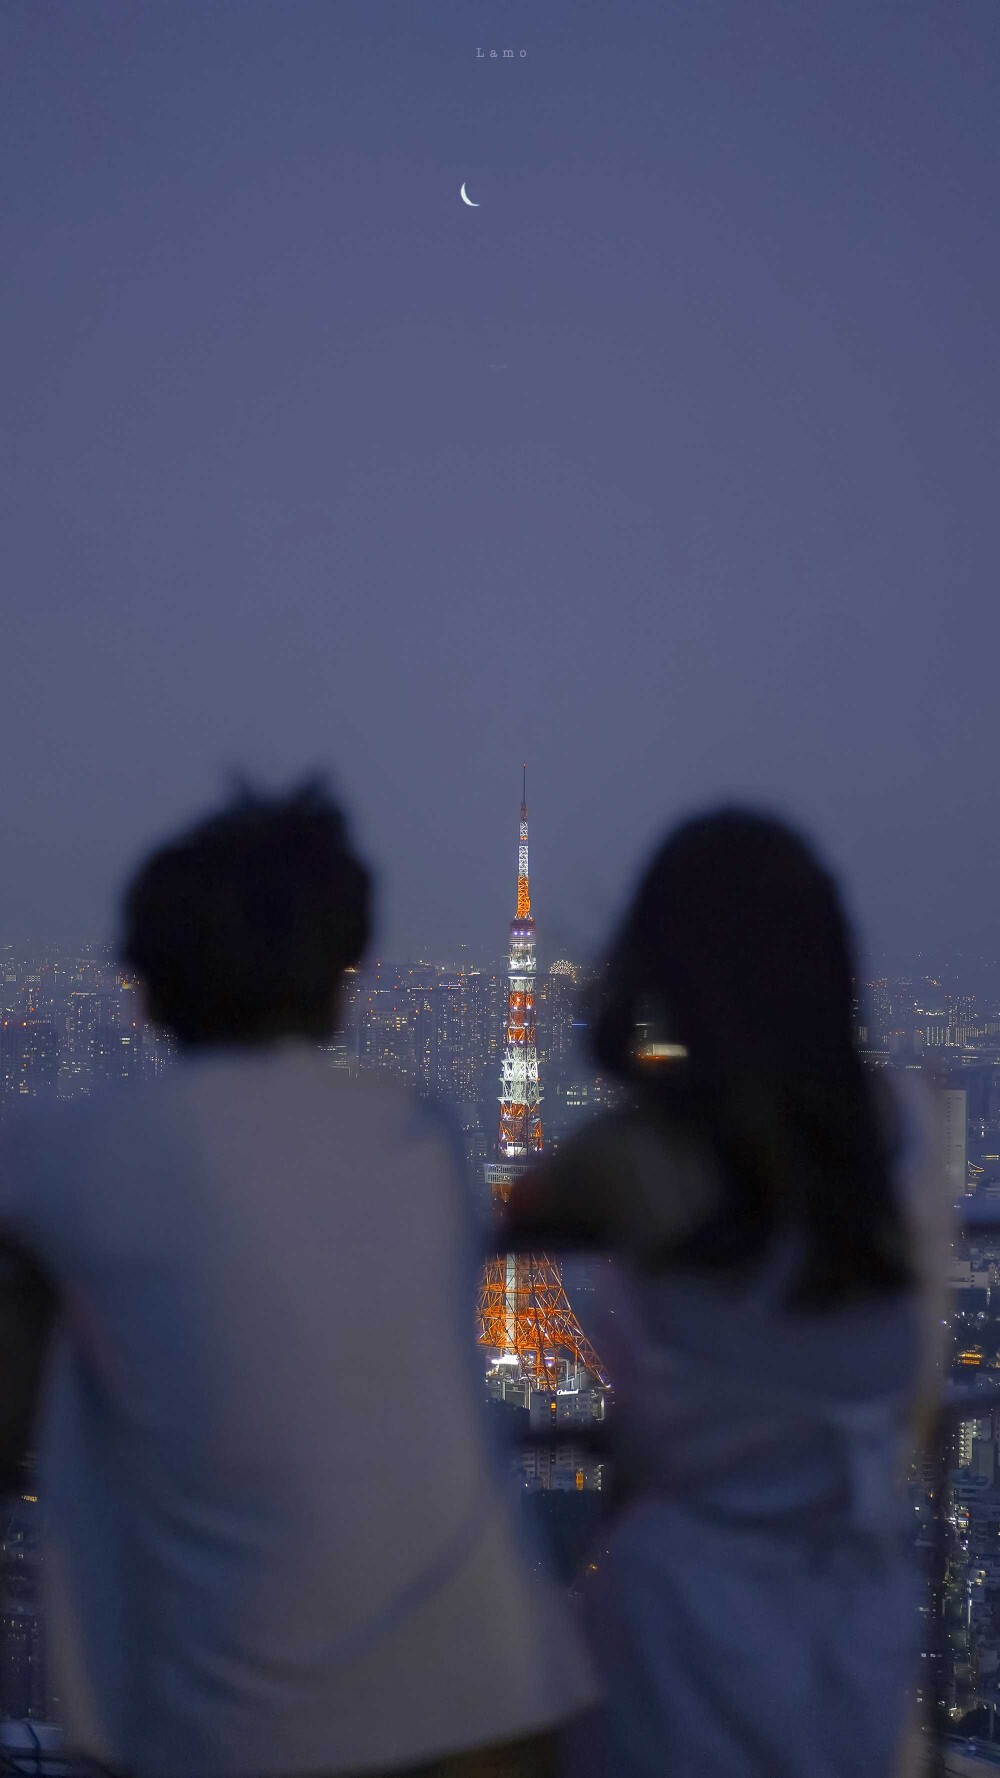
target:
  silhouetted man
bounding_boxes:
[0,781,591,1778]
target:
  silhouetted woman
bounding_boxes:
[502,809,944,1778]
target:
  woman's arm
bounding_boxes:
[494,1109,665,1251]
[496,1117,627,1254]
[499,1107,722,1266]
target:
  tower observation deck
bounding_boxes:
[477,771,605,1393]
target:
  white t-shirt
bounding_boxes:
[0,1047,593,1778]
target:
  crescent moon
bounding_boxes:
[460,182,479,208]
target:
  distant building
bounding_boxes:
[520,1387,606,1493]
[536,966,579,1075]
[458,967,506,1116]
[0,1482,55,1725]
[0,1020,60,1119]
[942,1087,970,1198]
[357,985,418,1086]
[544,1071,619,1145]
[412,977,465,1101]
[91,1024,144,1088]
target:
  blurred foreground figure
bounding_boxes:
[503,809,945,1778]
[0,782,592,1778]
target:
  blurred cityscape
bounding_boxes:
[5,945,1000,1765]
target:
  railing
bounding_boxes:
[0,1720,111,1778]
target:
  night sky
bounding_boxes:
[3,1,998,970]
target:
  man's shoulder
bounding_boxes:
[1,1093,104,1162]
[323,1064,435,1110]
[0,1078,195,1208]
[336,1071,463,1160]
[0,1096,107,1246]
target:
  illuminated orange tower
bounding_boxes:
[477,770,605,1391]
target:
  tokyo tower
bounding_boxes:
[477,770,605,1392]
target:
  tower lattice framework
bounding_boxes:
[477,771,605,1390]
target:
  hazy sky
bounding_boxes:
[3,0,998,969]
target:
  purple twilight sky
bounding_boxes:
[3,0,998,971]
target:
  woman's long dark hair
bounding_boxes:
[592,809,910,1309]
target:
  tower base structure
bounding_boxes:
[478,1162,606,1397]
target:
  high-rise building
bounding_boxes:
[459,966,506,1126]
[0,1481,55,1726]
[357,984,418,1085]
[411,977,465,1102]
[941,1087,969,1199]
[0,1020,60,1119]
[91,1024,144,1088]
[0,950,17,1020]
[536,965,580,1076]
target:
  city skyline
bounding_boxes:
[8,903,1000,1742]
